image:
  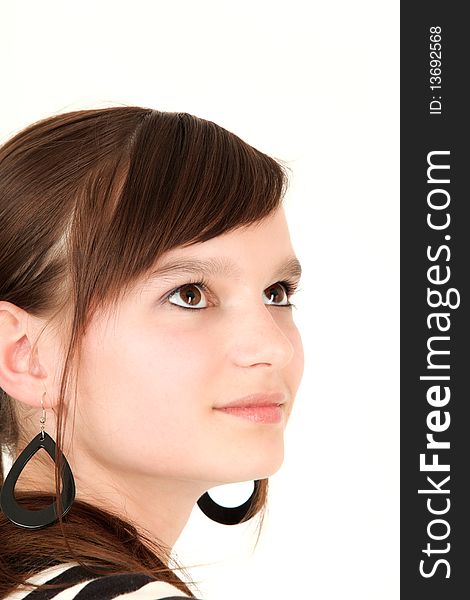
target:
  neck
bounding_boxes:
[12,436,211,551]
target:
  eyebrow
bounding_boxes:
[145,255,302,284]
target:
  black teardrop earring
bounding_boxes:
[0,392,76,529]
[197,479,261,525]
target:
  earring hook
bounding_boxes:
[39,391,46,440]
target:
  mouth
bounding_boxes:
[213,398,285,424]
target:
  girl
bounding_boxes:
[0,106,304,598]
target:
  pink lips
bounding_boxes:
[213,392,286,424]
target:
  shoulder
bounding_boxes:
[6,562,202,600]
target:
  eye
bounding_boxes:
[264,282,294,307]
[167,282,210,309]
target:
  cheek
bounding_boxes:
[133,324,216,395]
[75,323,218,473]
[80,323,216,425]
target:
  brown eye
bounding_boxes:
[168,283,207,309]
[264,283,289,306]
[166,279,296,311]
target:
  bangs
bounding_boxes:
[72,110,290,313]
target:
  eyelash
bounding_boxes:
[165,277,301,310]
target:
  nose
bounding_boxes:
[228,301,295,369]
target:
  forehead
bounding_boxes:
[145,210,301,283]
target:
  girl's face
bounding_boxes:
[71,206,304,494]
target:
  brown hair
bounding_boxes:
[0,106,289,597]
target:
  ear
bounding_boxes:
[0,301,50,409]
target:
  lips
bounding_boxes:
[216,404,283,424]
[214,391,287,409]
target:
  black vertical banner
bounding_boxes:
[401,4,469,598]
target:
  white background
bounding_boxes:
[0,1,399,598]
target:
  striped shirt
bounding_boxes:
[4,562,204,599]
